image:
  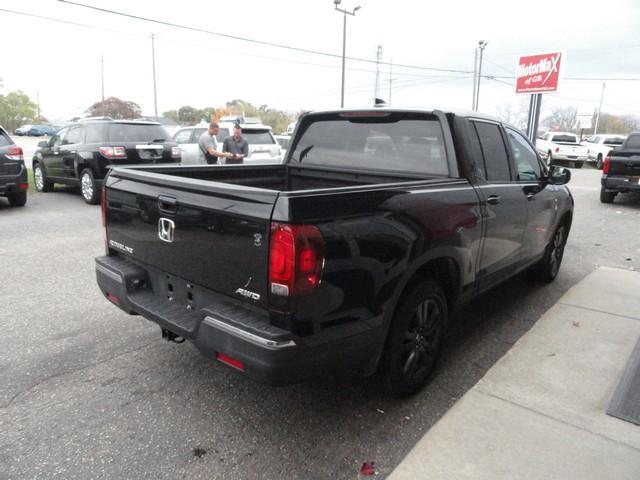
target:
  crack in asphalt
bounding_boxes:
[0,339,158,410]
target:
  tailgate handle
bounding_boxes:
[158,195,177,214]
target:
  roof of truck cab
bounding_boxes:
[304,107,504,124]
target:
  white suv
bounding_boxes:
[173,122,283,165]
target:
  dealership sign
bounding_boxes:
[516,52,562,94]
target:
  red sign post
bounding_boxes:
[516,52,562,94]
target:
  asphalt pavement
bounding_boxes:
[1,167,639,479]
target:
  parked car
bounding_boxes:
[274,134,291,156]
[96,107,573,396]
[32,119,181,204]
[0,125,28,207]
[173,123,283,165]
[582,134,626,169]
[15,125,33,136]
[28,125,57,136]
[536,132,588,168]
[600,132,640,203]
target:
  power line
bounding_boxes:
[57,0,478,75]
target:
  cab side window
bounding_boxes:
[65,126,84,145]
[472,121,511,182]
[506,128,542,182]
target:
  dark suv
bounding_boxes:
[32,118,181,204]
[0,125,28,207]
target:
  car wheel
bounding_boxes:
[80,169,99,205]
[380,279,447,397]
[574,161,583,169]
[596,154,603,170]
[600,187,616,204]
[531,223,567,283]
[33,163,52,192]
[7,191,27,207]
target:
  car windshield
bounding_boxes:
[626,135,640,149]
[290,112,448,176]
[552,134,577,143]
[604,137,624,145]
[243,130,275,144]
[108,123,168,142]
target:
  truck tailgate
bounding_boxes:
[609,150,640,177]
[104,170,278,308]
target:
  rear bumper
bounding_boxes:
[0,166,28,195]
[552,153,587,161]
[602,175,640,193]
[95,255,382,385]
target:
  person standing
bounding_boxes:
[199,122,233,164]
[222,124,249,164]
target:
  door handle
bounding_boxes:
[486,195,501,205]
[526,193,534,201]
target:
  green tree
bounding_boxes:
[162,109,180,123]
[86,96,141,119]
[0,90,38,132]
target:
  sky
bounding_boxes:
[1,0,639,125]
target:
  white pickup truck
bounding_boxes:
[581,134,626,169]
[536,132,588,168]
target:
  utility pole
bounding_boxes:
[334,0,361,108]
[389,58,393,106]
[151,33,158,117]
[101,55,105,103]
[474,40,488,111]
[472,47,478,110]
[374,45,382,102]
[594,82,606,136]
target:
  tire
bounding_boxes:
[574,161,583,169]
[600,187,616,204]
[80,169,99,204]
[380,279,447,397]
[33,163,52,192]
[531,223,567,283]
[7,191,27,207]
[596,154,604,170]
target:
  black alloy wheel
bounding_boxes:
[381,279,447,397]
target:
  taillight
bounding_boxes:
[555,147,560,153]
[603,156,611,174]
[99,146,127,159]
[6,145,23,161]
[102,187,108,251]
[171,146,181,159]
[18,183,28,190]
[269,223,325,301]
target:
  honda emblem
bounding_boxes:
[158,218,175,243]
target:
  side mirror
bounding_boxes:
[548,165,571,185]
[38,141,48,148]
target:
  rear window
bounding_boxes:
[551,134,577,143]
[0,130,12,147]
[290,112,448,175]
[626,135,640,149]
[243,130,275,144]
[604,137,624,145]
[108,123,168,142]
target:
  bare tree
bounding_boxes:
[542,107,577,131]
[86,96,141,119]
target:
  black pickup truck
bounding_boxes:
[600,132,640,203]
[96,108,573,396]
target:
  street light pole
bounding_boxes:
[475,40,488,111]
[594,82,606,136]
[334,1,361,108]
[151,33,158,117]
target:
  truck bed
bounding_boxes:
[112,163,441,193]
